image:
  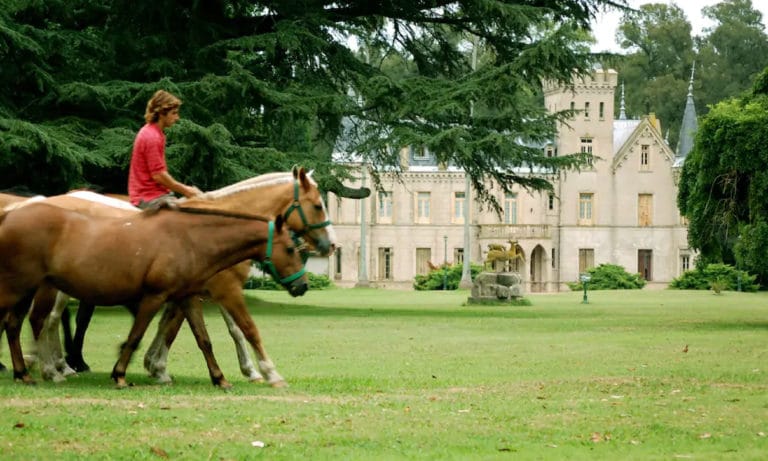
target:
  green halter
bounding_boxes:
[283,179,332,263]
[259,220,306,285]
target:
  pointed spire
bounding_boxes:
[676,61,698,160]
[619,81,627,120]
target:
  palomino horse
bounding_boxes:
[0,200,308,387]
[11,167,334,385]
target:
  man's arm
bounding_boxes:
[151,170,202,197]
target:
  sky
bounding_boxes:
[591,0,768,53]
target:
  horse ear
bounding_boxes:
[298,167,310,189]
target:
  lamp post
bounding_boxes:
[443,235,448,290]
[580,273,591,304]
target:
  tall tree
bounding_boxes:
[612,3,695,149]
[696,0,768,111]
[0,0,630,207]
[678,67,768,284]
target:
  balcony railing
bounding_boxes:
[478,224,551,240]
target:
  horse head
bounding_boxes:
[281,166,336,256]
[258,214,309,297]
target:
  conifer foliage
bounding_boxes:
[1,0,628,202]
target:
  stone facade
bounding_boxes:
[325,69,693,291]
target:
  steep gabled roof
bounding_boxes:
[611,116,676,174]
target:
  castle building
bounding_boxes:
[325,68,694,291]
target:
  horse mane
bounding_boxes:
[185,170,316,202]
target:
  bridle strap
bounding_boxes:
[260,220,306,285]
[283,180,332,236]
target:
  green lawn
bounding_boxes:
[1,288,767,460]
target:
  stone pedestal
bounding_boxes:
[467,271,525,305]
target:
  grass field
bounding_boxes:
[1,288,767,460]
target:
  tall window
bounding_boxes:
[640,144,650,170]
[548,194,555,211]
[378,247,393,280]
[334,248,342,280]
[584,101,590,118]
[454,248,464,265]
[638,194,653,227]
[413,146,429,160]
[578,193,594,225]
[377,190,393,223]
[599,101,605,119]
[551,248,556,268]
[503,192,518,224]
[680,254,690,274]
[415,248,431,275]
[569,101,575,114]
[578,249,595,273]
[416,192,431,223]
[580,137,593,167]
[453,191,465,224]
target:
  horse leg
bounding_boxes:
[218,307,261,382]
[5,293,36,384]
[30,287,73,382]
[143,303,186,384]
[180,297,232,389]
[111,297,164,389]
[66,301,96,372]
[211,286,285,387]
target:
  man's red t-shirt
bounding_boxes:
[128,123,170,205]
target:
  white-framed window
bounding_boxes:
[334,248,342,280]
[580,137,593,167]
[416,192,431,223]
[454,248,464,265]
[578,192,594,225]
[452,191,466,224]
[640,144,650,170]
[377,190,393,223]
[680,253,691,274]
[503,192,518,224]
[378,247,393,280]
[413,146,429,160]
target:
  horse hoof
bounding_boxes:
[114,377,129,389]
[217,379,233,390]
[269,380,288,388]
[247,373,265,383]
[14,375,36,385]
[153,373,173,385]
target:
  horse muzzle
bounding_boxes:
[286,280,308,297]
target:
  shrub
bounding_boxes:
[244,272,333,290]
[413,263,484,291]
[567,263,646,291]
[669,263,758,292]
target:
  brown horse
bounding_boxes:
[14,167,333,385]
[0,200,307,387]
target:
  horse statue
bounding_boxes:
[1,167,336,387]
[0,200,308,388]
[484,240,525,272]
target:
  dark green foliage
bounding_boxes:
[413,263,483,291]
[0,0,628,206]
[677,69,768,284]
[567,263,645,291]
[245,271,333,291]
[669,263,758,292]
